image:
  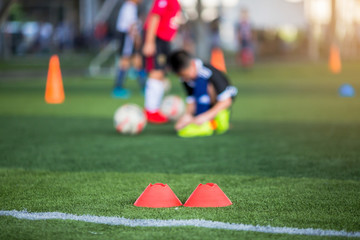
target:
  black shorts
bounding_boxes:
[117,31,135,57]
[142,32,171,72]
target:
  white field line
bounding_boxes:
[1,210,359,238]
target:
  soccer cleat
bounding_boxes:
[146,110,169,124]
[214,109,230,135]
[178,122,214,138]
[112,87,131,99]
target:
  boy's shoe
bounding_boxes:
[146,110,169,124]
[112,87,131,99]
[214,109,230,135]
[178,122,214,138]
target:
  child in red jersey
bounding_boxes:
[142,0,181,124]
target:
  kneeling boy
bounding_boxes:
[167,50,237,138]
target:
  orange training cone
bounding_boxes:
[211,47,227,73]
[134,183,182,208]
[184,183,232,207]
[329,44,342,74]
[45,55,65,104]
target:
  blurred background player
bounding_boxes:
[142,0,181,124]
[113,0,146,99]
[236,8,254,69]
[168,50,238,138]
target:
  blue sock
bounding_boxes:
[136,69,147,90]
[115,69,127,88]
[194,77,211,116]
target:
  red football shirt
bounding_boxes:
[144,0,181,42]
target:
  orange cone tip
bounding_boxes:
[211,47,227,73]
[134,183,182,208]
[184,183,232,208]
[45,54,65,104]
[329,44,342,74]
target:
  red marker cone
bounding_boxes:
[184,183,232,207]
[134,183,182,208]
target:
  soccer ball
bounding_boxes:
[114,104,147,135]
[160,95,185,120]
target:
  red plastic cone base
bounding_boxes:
[134,183,182,208]
[184,183,232,207]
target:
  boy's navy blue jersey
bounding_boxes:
[181,59,237,104]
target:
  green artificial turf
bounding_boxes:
[1,170,359,231]
[2,217,351,240]
[0,58,359,239]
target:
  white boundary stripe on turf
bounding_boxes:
[1,210,359,238]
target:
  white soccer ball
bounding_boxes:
[160,95,185,120]
[114,104,147,135]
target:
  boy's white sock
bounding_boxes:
[145,78,164,112]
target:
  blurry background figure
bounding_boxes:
[18,21,39,54]
[3,21,22,55]
[0,0,360,66]
[53,21,74,52]
[94,21,109,48]
[236,8,254,69]
[174,23,196,55]
[38,21,53,53]
[210,17,221,51]
[112,0,145,99]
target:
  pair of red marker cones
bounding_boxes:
[134,183,232,208]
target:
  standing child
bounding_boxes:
[236,8,254,68]
[113,0,146,98]
[167,50,238,138]
[142,0,181,123]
